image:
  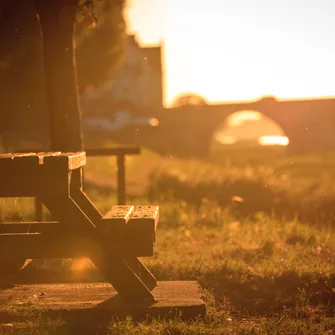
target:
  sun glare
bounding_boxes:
[71,258,93,275]
[215,135,236,144]
[127,0,335,106]
[258,136,289,146]
[227,111,262,127]
[215,110,288,146]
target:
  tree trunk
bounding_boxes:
[34,0,83,152]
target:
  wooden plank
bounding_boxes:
[17,146,141,157]
[0,152,70,197]
[90,254,155,302]
[124,258,157,289]
[99,205,158,241]
[0,174,41,197]
[0,282,206,321]
[0,233,154,258]
[43,151,86,170]
[0,152,43,161]
[0,222,154,246]
[41,195,97,233]
[3,151,86,170]
[101,206,158,231]
[0,222,58,234]
[101,206,134,228]
[0,152,84,198]
[70,188,102,222]
[41,169,71,196]
[0,175,70,198]
[128,206,159,233]
[0,153,41,171]
[102,206,135,223]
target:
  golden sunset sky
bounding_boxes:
[126,0,335,107]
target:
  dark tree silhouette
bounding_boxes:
[76,0,126,92]
[0,0,126,148]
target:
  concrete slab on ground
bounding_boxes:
[0,281,206,322]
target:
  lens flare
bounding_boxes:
[258,136,289,146]
[149,118,160,126]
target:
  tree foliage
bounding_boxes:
[0,0,126,145]
[76,0,126,91]
[172,93,208,108]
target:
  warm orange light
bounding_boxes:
[258,136,289,146]
[71,258,92,274]
[149,118,160,127]
[227,111,262,127]
[215,134,236,144]
[127,1,335,106]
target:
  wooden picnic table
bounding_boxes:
[0,0,159,304]
[0,151,158,302]
[0,0,205,319]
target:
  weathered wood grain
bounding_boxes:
[0,233,154,258]
[0,152,86,171]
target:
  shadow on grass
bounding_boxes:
[2,258,335,334]
[146,264,335,317]
[9,259,335,318]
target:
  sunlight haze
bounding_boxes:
[126,0,335,107]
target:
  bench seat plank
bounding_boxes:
[0,152,86,171]
[0,152,86,197]
[100,206,134,235]
[0,233,154,258]
[0,219,154,245]
[102,206,134,225]
[128,205,159,233]
[43,151,86,170]
[0,153,41,170]
[0,222,58,234]
[18,146,141,157]
[100,205,159,239]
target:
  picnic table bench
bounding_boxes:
[0,151,158,302]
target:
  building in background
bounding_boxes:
[109,35,164,116]
[84,34,164,121]
[82,35,163,142]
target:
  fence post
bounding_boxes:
[117,154,126,205]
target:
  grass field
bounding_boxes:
[1,143,335,334]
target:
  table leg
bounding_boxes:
[40,192,155,302]
[70,187,102,222]
[70,188,157,289]
[123,258,157,290]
